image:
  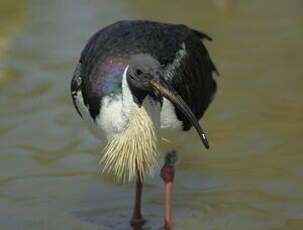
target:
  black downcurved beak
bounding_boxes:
[150,78,210,150]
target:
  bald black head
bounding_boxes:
[126,54,163,106]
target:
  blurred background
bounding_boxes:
[0,0,302,229]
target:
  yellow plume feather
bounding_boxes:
[99,106,158,182]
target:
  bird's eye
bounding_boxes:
[135,69,143,75]
[128,73,135,80]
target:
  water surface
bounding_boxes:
[0,0,303,229]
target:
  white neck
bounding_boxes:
[121,65,137,119]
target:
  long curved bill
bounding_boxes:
[150,79,210,149]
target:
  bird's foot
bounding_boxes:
[130,217,146,230]
[164,220,173,230]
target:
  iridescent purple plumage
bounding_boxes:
[94,58,127,96]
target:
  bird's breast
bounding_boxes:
[160,98,183,130]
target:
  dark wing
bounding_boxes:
[71,62,83,118]
[164,26,218,130]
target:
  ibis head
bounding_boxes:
[126,54,209,149]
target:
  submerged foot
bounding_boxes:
[164,220,173,230]
[130,217,146,230]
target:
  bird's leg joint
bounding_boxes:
[161,150,177,183]
[161,165,175,183]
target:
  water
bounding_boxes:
[0,0,302,229]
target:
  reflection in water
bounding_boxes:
[0,0,303,229]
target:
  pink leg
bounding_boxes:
[161,151,176,230]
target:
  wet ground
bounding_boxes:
[0,0,303,229]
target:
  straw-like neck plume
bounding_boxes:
[100,106,158,182]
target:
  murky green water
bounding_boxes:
[1,0,303,229]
